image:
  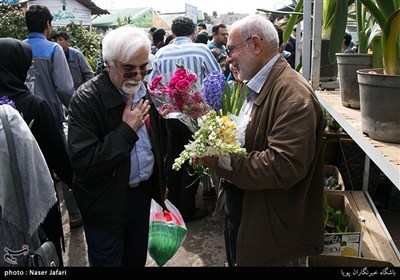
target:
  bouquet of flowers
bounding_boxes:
[148,64,209,132]
[201,71,248,116]
[172,110,246,171]
[171,71,250,171]
[148,66,249,172]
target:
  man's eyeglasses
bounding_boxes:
[226,36,253,56]
[112,60,152,79]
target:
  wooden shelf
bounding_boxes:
[345,191,400,266]
[316,90,400,191]
[316,90,400,263]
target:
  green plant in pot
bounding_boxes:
[336,0,374,109]
[356,0,400,143]
[266,0,354,81]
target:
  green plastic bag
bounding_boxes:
[148,199,187,266]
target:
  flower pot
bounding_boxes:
[357,69,400,143]
[336,53,372,109]
[320,39,338,82]
[309,39,338,82]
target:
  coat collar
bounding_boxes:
[97,72,154,110]
[254,56,291,107]
[97,71,124,110]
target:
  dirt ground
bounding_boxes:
[57,183,226,267]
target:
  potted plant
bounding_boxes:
[270,0,353,81]
[336,0,373,108]
[356,0,400,143]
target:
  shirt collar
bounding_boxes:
[246,53,280,94]
[27,32,47,40]
[171,37,194,45]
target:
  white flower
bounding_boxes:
[172,110,246,171]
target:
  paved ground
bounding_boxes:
[57,183,226,267]
[57,183,400,267]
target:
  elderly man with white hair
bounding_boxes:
[201,14,325,267]
[68,25,168,267]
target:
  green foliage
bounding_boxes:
[359,0,400,75]
[131,11,152,28]
[0,3,28,39]
[323,192,334,229]
[116,16,131,27]
[0,4,102,71]
[322,107,341,131]
[203,12,212,24]
[221,82,248,117]
[59,23,103,71]
[331,209,350,233]
[324,176,343,191]
[323,193,350,233]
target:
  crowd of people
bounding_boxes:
[0,4,325,267]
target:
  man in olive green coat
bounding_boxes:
[201,14,324,266]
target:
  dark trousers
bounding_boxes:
[84,178,153,267]
[222,180,244,267]
[166,119,199,220]
[167,163,199,219]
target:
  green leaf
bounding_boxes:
[222,91,228,116]
[383,9,400,75]
[236,84,248,116]
[283,0,303,43]
[359,0,387,31]
[231,83,239,114]
[328,0,349,64]
[224,83,231,115]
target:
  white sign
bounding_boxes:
[27,0,92,26]
[185,3,197,24]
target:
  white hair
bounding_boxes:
[230,14,279,52]
[102,25,151,64]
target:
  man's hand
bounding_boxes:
[196,156,219,169]
[122,98,150,131]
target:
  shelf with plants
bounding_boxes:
[316,89,400,263]
[316,90,400,191]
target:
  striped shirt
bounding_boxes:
[150,37,221,85]
[240,53,280,115]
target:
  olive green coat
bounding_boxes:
[216,56,325,266]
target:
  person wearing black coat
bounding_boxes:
[67,25,168,267]
[0,37,73,266]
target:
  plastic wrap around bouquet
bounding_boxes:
[172,110,246,171]
[172,71,249,171]
[148,64,209,132]
[148,199,187,267]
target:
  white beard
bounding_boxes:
[122,80,142,96]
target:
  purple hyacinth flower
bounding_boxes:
[202,71,225,110]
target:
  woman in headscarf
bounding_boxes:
[0,37,72,266]
[0,103,57,267]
